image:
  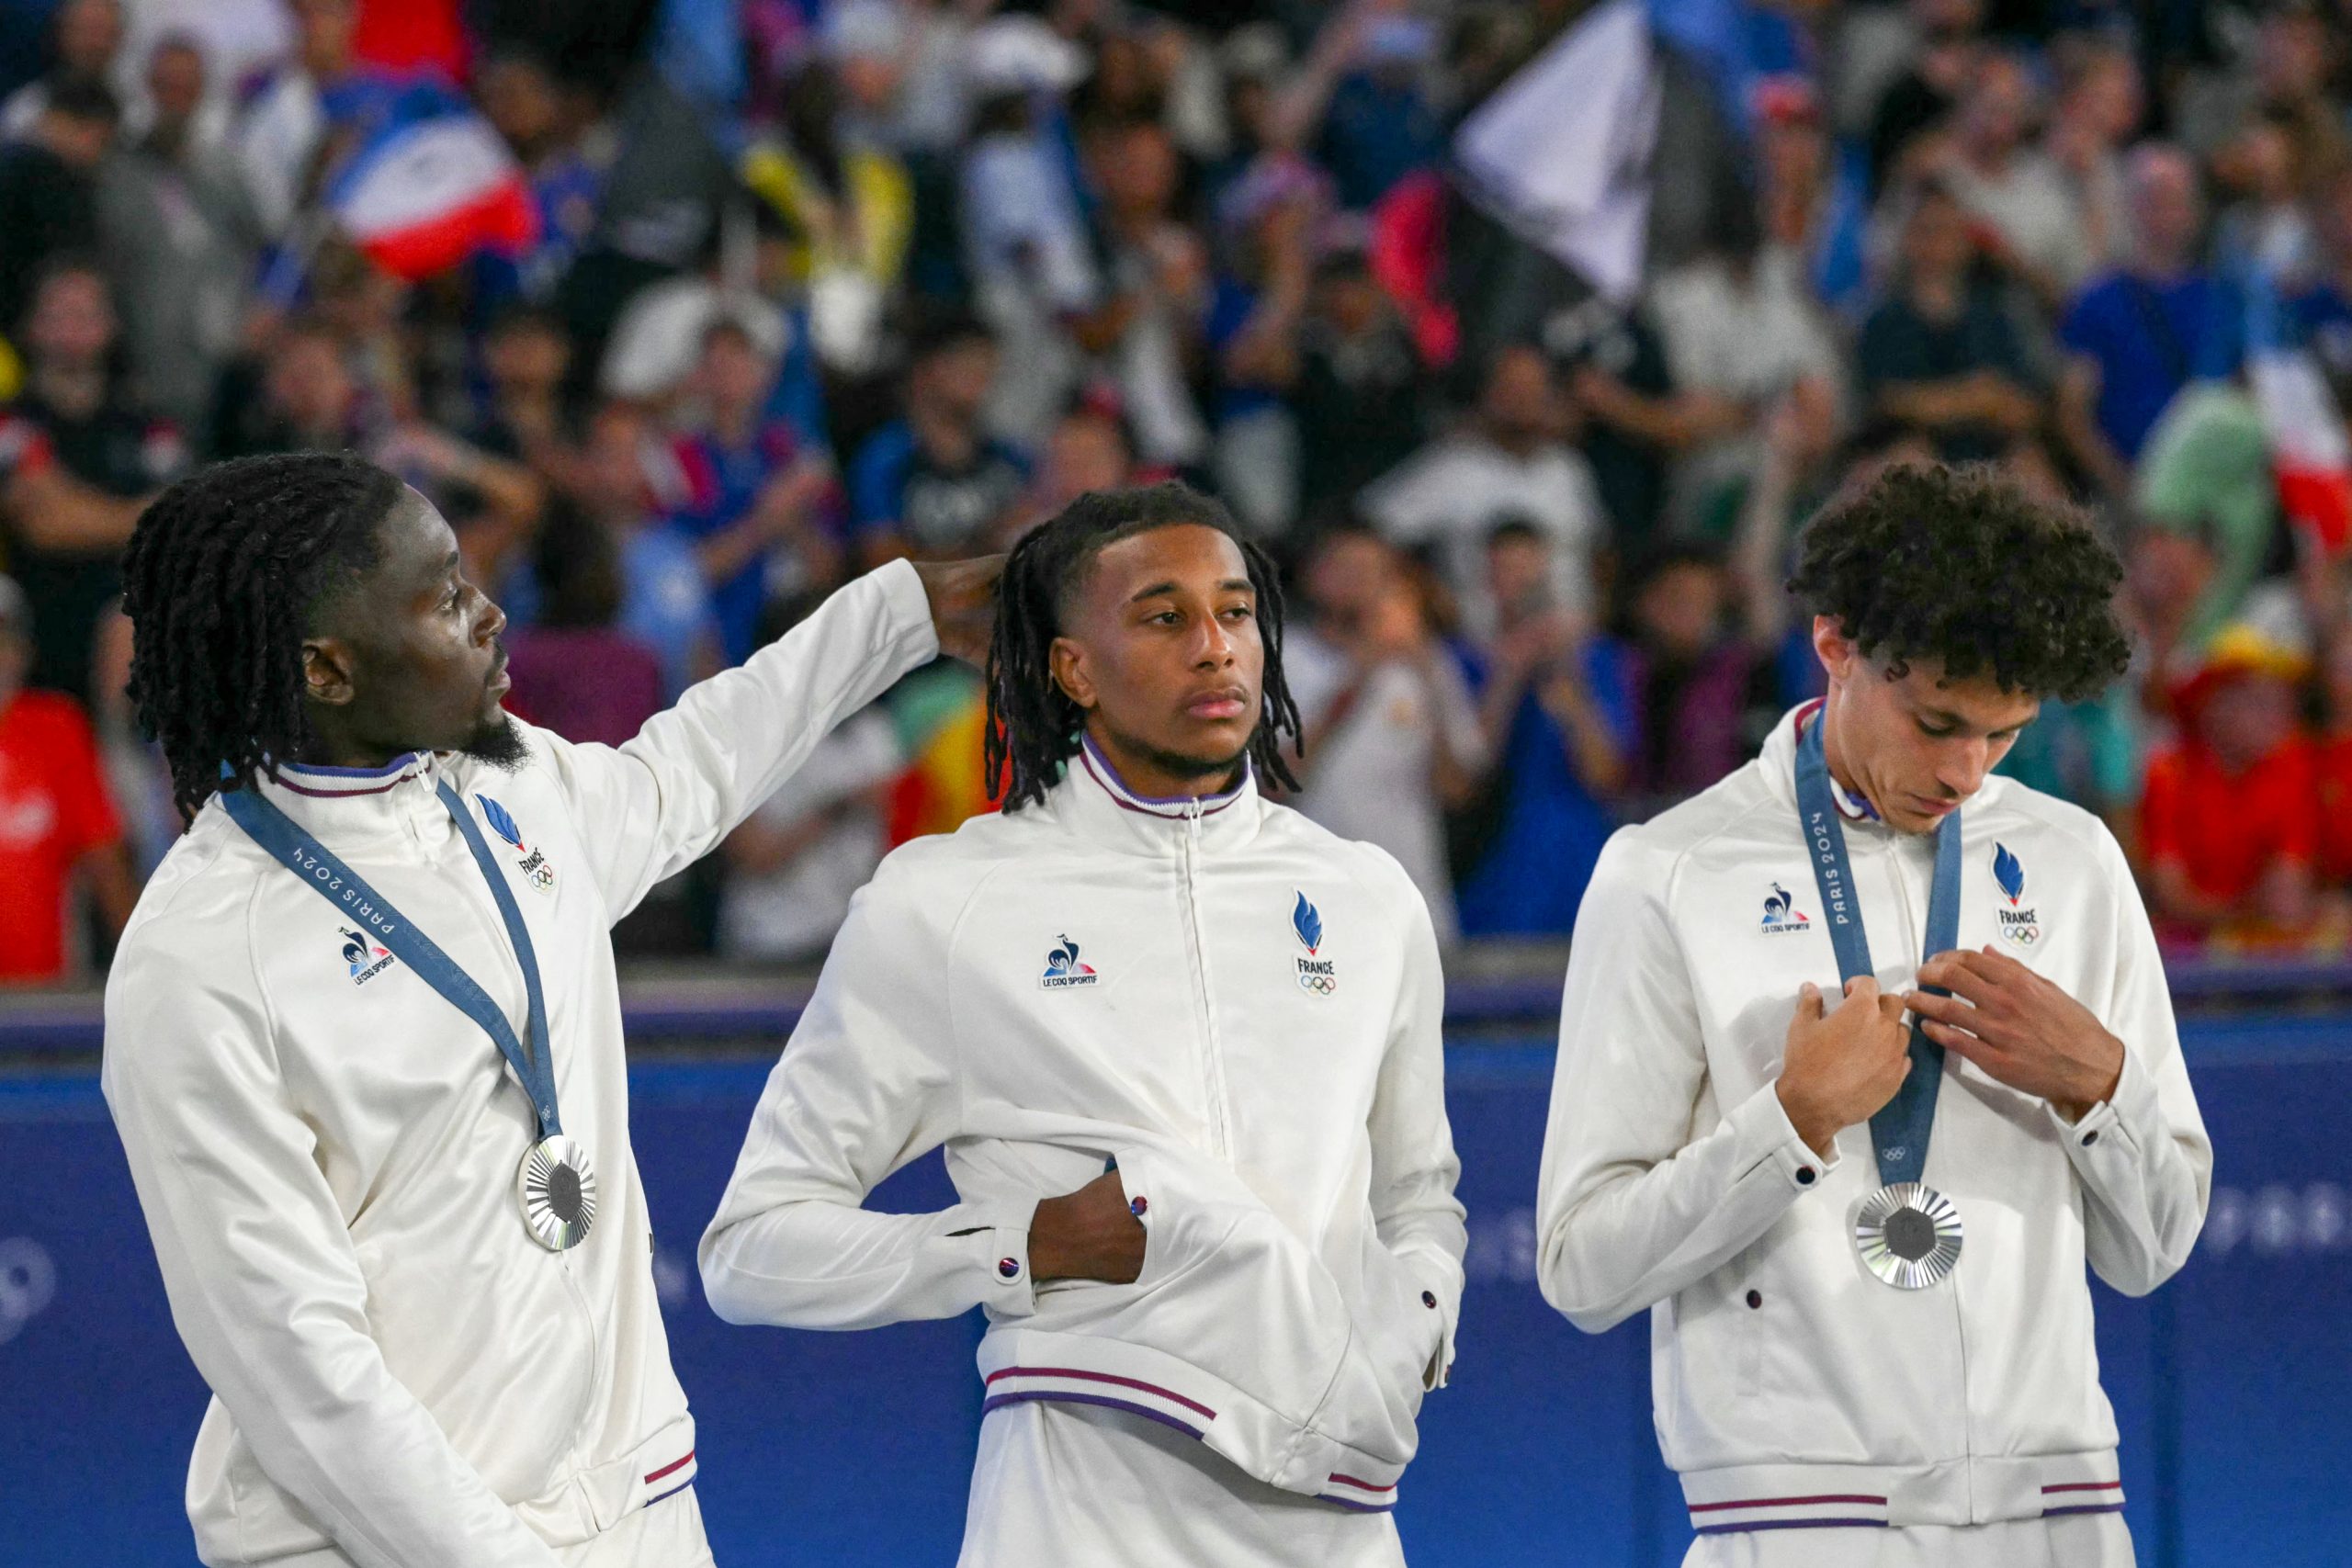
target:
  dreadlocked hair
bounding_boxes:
[984,480,1303,812]
[121,452,402,820]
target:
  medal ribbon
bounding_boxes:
[1792,710,1961,1186]
[222,778,561,1141]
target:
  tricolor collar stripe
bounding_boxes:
[269,752,431,798]
[2042,1481,2122,1495]
[1327,1473,1397,1495]
[1076,738,1246,820]
[1318,1493,1398,1514]
[278,752,425,779]
[2043,1503,2128,1517]
[1792,700,1878,822]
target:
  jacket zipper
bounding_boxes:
[1884,835,1976,1475]
[1180,800,1233,1160]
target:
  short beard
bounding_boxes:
[461,713,531,772]
[1101,722,1253,792]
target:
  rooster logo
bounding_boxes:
[1761,883,1808,929]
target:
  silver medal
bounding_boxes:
[516,1135,597,1250]
[1854,1181,1962,1288]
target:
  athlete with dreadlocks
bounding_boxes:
[101,451,998,1568]
[702,481,1465,1567]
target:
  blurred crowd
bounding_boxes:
[11,0,2352,986]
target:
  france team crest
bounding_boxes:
[1293,891,1338,996]
[1993,843,2042,948]
[478,795,557,895]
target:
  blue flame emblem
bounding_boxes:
[1293,891,1324,954]
[1993,843,2025,907]
[478,795,525,849]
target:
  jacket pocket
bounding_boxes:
[1355,1233,1444,1416]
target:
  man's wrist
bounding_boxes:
[1774,1078,1838,1160]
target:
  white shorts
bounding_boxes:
[960,1399,1405,1568]
[1683,1511,2135,1568]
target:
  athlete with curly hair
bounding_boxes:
[103,451,997,1568]
[1538,464,2209,1568]
[701,480,1464,1566]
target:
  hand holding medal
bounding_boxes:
[1905,947,2125,1123]
[1775,977,1912,1158]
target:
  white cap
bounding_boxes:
[965,16,1089,96]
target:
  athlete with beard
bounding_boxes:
[701,481,1466,1565]
[102,451,995,1568]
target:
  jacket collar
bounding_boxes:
[1043,733,1264,855]
[237,750,451,852]
[1763,700,1887,829]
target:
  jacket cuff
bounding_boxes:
[2049,1042,2152,1167]
[871,557,942,668]
[1393,1249,1463,1391]
[1739,1080,1840,1192]
[946,1199,1037,1318]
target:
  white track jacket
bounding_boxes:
[102,562,938,1568]
[699,742,1467,1517]
[1538,705,2210,1538]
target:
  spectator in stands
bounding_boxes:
[1072,116,1211,474]
[1313,11,1441,212]
[469,304,585,495]
[2290,167,2352,410]
[958,20,1095,446]
[95,35,261,436]
[235,0,391,242]
[1857,179,2044,464]
[1587,195,1845,537]
[1865,0,1984,193]
[209,314,369,458]
[1294,240,1426,520]
[1284,524,1486,943]
[1754,73,1870,319]
[2314,626,2352,893]
[2142,624,2319,943]
[717,705,903,964]
[1936,49,2094,306]
[0,574,135,985]
[577,400,720,699]
[1451,515,1634,937]
[0,0,121,140]
[5,260,184,705]
[500,508,665,748]
[666,316,841,667]
[472,46,609,310]
[1204,152,1322,535]
[2059,144,2244,500]
[2043,38,2143,276]
[0,73,119,341]
[849,310,1030,566]
[1363,342,1609,639]
[1014,400,1138,539]
[1614,542,1781,814]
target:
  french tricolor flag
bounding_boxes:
[325,85,537,282]
[2245,263,2352,555]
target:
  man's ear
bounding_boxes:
[1049,635,1096,713]
[301,637,359,708]
[1811,615,1856,684]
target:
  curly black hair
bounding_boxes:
[1788,463,2131,704]
[983,480,1302,813]
[121,452,402,820]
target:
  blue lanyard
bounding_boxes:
[220,777,561,1141]
[1792,711,1961,1186]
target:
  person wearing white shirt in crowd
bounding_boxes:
[700,481,1464,1567]
[1284,523,1486,946]
[102,451,998,1568]
[1362,342,1608,642]
[1539,465,2208,1568]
